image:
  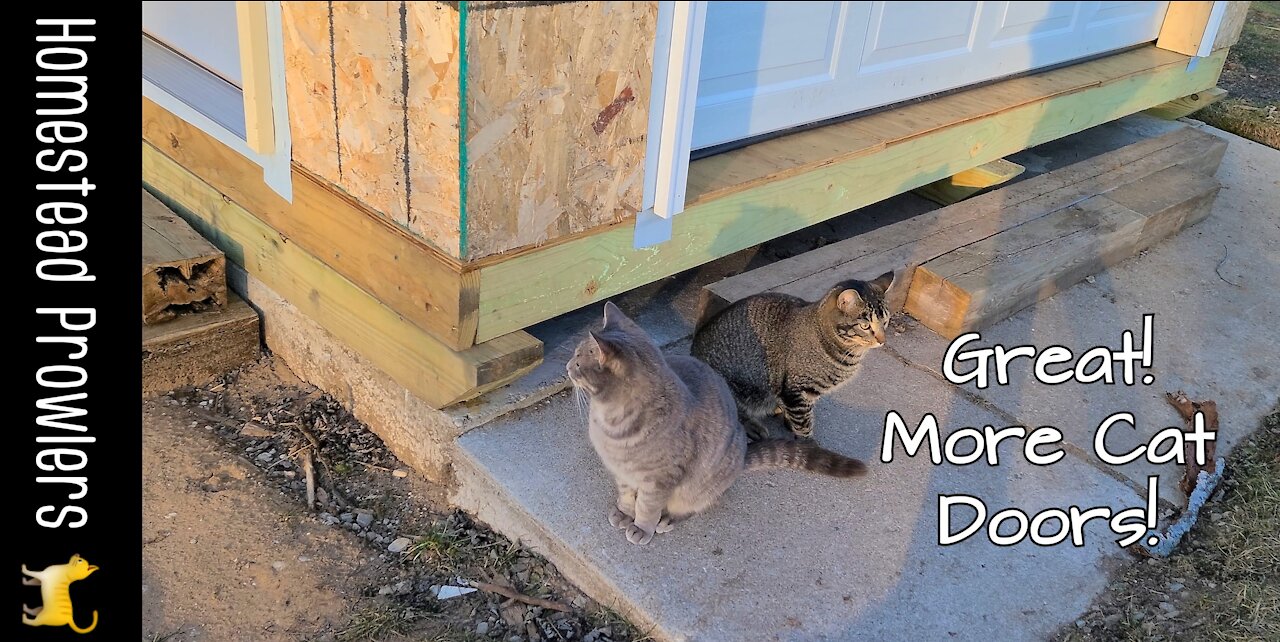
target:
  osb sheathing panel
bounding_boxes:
[280,1,462,258]
[463,1,658,259]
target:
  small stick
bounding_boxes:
[469,581,572,613]
[354,460,393,473]
[302,447,316,510]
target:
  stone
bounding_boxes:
[388,537,413,554]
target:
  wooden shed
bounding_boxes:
[141,1,1248,407]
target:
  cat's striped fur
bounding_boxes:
[567,302,866,545]
[692,272,895,439]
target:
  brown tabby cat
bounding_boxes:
[691,272,895,440]
[567,302,867,545]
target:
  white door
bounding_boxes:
[692,1,1171,150]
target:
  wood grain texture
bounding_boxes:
[1213,1,1252,50]
[144,141,542,408]
[280,1,461,256]
[1145,87,1228,119]
[463,1,658,259]
[701,125,1227,326]
[142,98,474,348]
[913,158,1026,206]
[684,47,1194,208]
[474,47,1226,342]
[143,291,261,394]
[907,166,1220,339]
[1157,1,1217,56]
[143,188,226,324]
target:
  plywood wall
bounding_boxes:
[281,1,462,258]
[462,1,658,259]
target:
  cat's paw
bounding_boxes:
[625,523,655,545]
[655,515,677,534]
[609,507,634,529]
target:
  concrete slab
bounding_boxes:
[886,127,1280,504]
[455,350,1141,642]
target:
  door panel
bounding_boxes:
[693,1,1171,150]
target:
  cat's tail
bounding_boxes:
[69,610,97,634]
[745,439,867,478]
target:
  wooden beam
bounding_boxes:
[143,141,542,408]
[142,98,478,349]
[1145,87,1228,120]
[473,47,1227,343]
[907,167,1219,339]
[699,125,1228,326]
[143,188,227,325]
[235,1,275,154]
[912,159,1026,206]
[1212,1,1252,51]
[143,291,260,394]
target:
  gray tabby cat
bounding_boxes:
[691,272,895,440]
[567,302,867,545]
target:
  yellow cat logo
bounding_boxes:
[22,554,98,634]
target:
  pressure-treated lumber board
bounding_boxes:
[906,167,1220,339]
[143,291,260,394]
[143,188,226,325]
[699,125,1228,325]
[1145,87,1228,120]
[685,46,1194,207]
[143,141,542,408]
[913,159,1026,206]
[142,98,478,349]
[1213,2,1252,51]
[474,47,1226,343]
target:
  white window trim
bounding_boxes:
[635,0,707,248]
[142,1,292,200]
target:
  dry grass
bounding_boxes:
[1194,2,1280,149]
[1056,405,1280,641]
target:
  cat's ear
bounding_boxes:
[869,270,895,293]
[602,301,631,330]
[588,330,617,365]
[836,288,864,313]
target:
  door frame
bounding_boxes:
[142,1,293,200]
[635,0,1232,249]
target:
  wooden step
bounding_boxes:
[143,188,226,324]
[906,165,1219,338]
[143,291,261,394]
[698,121,1227,327]
[912,159,1025,206]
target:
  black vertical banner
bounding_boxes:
[15,6,140,640]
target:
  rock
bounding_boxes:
[319,512,339,525]
[571,595,588,609]
[388,537,413,553]
[356,511,374,528]
[392,469,409,478]
[1104,613,1122,627]
[240,422,274,438]
[271,561,286,573]
[1075,619,1086,629]
[339,512,355,523]
[315,487,330,506]
[1168,582,1184,593]
[1158,601,1176,613]
[476,622,490,636]
[256,451,274,462]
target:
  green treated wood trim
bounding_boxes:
[143,141,542,408]
[473,49,1226,343]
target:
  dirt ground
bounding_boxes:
[1054,406,1280,642]
[142,359,639,642]
[1195,2,1280,148]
